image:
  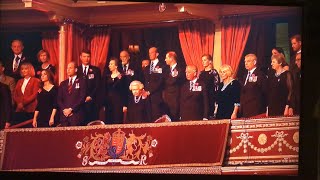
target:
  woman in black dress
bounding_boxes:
[215,64,241,120]
[198,54,220,117]
[103,57,127,124]
[126,80,151,123]
[32,69,58,127]
[267,54,294,117]
[35,49,56,78]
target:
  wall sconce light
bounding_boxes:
[178,6,186,13]
[128,45,140,53]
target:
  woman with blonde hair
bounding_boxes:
[266,54,294,117]
[214,64,241,120]
[35,49,56,78]
[5,62,40,128]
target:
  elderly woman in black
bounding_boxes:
[266,54,294,117]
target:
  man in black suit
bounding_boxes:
[180,65,209,121]
[0,82,12,129]
[120,50,140,94]
[4,39,31,82]
[58,61,86,126]
[289,34,301,73]
[77,50,101,125]
[162,51,186,121]
[239,54,268,118]
[142,47,166,121]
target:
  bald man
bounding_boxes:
[180,65,209,121]
[5,39,32,82]
[141,47,166,121]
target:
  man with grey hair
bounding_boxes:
[180,65,209,121]
[240,53,267,118]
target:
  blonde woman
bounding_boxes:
[266,54,294,117]
[35,49,56,78]
[214,64,241,120]
[6,62,40,128]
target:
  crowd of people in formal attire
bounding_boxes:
[0,35,302,129]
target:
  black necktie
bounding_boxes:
[84,66,87,76]
[13,56,20,71]
[150,62,154,74]
[123,64,127,73]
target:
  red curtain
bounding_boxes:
[221,16,251,77]
[42,31,59,83]
[90,28,111,74]
[65,23,90,78]
[178,20,214,71]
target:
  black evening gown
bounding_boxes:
[104,74,127,124]
[216,80,241,119]
[127,95,152,124]
[35,85,58,127]
[267,71,294,116]
[199,69,220,116]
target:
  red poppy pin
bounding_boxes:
[117,74,122,79]
[89,69,93,72]
[37,71,41,75]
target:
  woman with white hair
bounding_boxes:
[126,80,151,123]
[215,64,241,120]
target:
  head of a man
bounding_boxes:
[149,47,159,61]
[244,54,257,71]
[141,59,150,69]
[290,34,302,52]
[11,39,24,55]
[185,65,197,81]
[120,50,130,65]
[80,50,91,66]
[67,61,77,77]
[165,51,177,66]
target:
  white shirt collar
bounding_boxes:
[171,63,177,71]
[151,59,159,66]
[16,53,22,59]
[191,78,198,84]
[297,49,301,54]
[248,67,256,74]
[69,75,77,84]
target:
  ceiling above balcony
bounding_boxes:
[0,0,301,31]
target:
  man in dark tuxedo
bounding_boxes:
[239,54,268,118]
[142,47,166,121]
[77,50,101,125]
[120,50,140,94]
[58,61,86,126]
[292,52,301,115]
[289,34,301,73]
[162,51,186,121]
[4,39,31,82]
[180,65,209,121]
[0,82,12,129]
